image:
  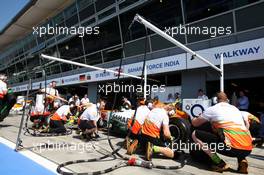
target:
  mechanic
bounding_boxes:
[49,102,77,133]
[0,74,8,105]
[192,92,252,173]
[174,102,189,119]
[78,100,106,140]
[40,81,60,111]
[241,111,260,129]
[121,96,132,110]
[241,111,264,146]
[126,98,150,155]
[81,94,90,105]
[0,74,16,122]
[69,94,81,106]
[140,101,175,161]
[30,92,50,129]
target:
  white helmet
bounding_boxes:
[212,96,218,105]
[0,74,7,81]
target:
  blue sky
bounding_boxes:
[0,0,29,31]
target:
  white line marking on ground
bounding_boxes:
[0,137,71,175]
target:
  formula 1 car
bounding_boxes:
[11,96,32,114]
[108,108,191,143]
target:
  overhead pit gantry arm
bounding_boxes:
[133,14,224,92]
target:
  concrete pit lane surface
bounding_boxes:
[0,113,264,175]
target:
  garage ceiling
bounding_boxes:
[0,0,74,52]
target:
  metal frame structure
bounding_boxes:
[41,54,142,80]
[41,54,149,98]
[134,14,224,92]
[15,79,31,151]
[42,14,225,102]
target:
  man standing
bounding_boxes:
[197,89,208,100]
[237,90,249,111]
[166,93,175,103]
[192,92,252,173]
[41,81,60,110]
[73,94,81,106]
[174,92,181,105]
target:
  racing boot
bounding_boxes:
[90,132,100,141]
[75,129,81,135]
[80,132,86,140]
[127,139,138,155]
[40,126,49,133]
[94,133,100,138]
[255,138,264,148]
[125,136,131,149]
[237,159,248,174]
[145,142,153,161]
[211,159,230,173]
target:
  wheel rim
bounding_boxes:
[169,124,181,142]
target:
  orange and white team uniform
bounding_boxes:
[202,102,252,151]
[0,80,7,99]
[50,105,70,121]
[142,107,169,138]
[127,105,150,135]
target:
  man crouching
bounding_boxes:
[49,101,77,133]
[191,92,252,174]
[78,100,106,140]
[140,101,175,160]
